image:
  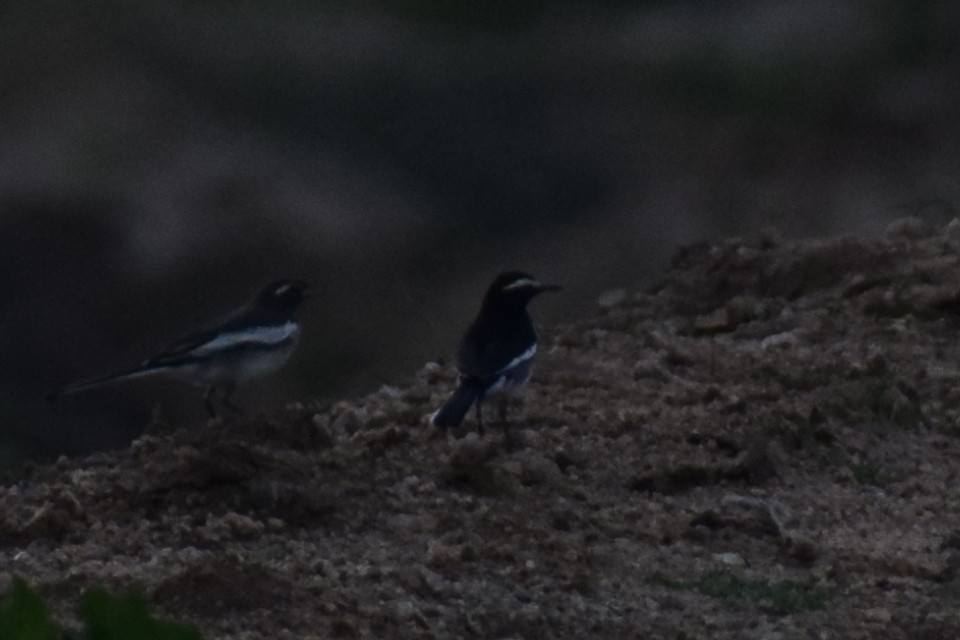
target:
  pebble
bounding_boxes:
[885,216,927,240]
[694,307,734,334]
[864,607,892,623]
[712,552,746,567]
[597,289,627,308]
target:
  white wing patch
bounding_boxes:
[192,321,300,356]
[499,343,536,374]
[274,283,295,296]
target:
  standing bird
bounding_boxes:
[49,279,308,417]
[431,271,560,434]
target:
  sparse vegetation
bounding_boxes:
[0,580,204,640]
[865,377,926,430]
[648,571,827,615]
[849,460,889,487]
[0,580,58,640]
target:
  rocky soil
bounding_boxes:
[6,219,960,639]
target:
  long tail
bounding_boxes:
[430,380,482,429]
[46,365,166,401]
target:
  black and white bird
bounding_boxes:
[431,271,560,433]
[49,279,308,417]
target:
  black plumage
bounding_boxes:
[432,271,559,433]
[49,279,308,417]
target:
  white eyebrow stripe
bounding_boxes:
[498,343,536,374]
[502,278,540,291]
[192,322,300,356]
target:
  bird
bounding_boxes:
[49,279,308,417]
[431,271,560,434]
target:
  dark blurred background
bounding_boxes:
[3,0,959,462]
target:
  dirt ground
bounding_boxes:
[6,219,960,639]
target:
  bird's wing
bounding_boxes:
[456,322,536,380]
[147,309,297,366]
[149,326,223,364]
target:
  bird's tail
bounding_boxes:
[46,365,165,401]
[431,380,482,429]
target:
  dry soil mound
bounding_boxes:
[5,219,960,639]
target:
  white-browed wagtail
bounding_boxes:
[49,279,308,417]
[431,271,560,433]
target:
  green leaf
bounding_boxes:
[80,589,204,640]
[0,579,61,640]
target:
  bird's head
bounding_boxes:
[484,271,561,307]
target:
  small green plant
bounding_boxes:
[865,378,924,430]
[849,460,888,487]
[648,570,827,614]
[0,580,59,640]
[0,580,204,640]
[81,589,205,640]
[938,578,960,599]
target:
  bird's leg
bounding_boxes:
[204,385,219,418]
[475,394,485,436]
[500,396,518,451]
[221,381,244,415]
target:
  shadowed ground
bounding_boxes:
[4,220,960,638]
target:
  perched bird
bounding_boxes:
[431,271,560,433]
[49,279,308,417]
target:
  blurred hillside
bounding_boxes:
[3,0,959,459]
